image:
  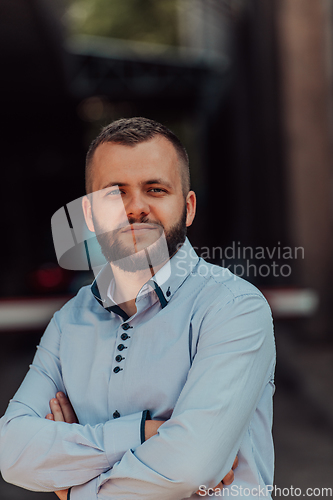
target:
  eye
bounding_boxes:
[148,188,166,194]
[106,188,122,196]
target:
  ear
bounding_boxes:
[185,190,196,227]
[82,195,95,233]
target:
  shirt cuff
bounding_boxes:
[70,478,98,500]
[140,409,151,443]
[103,411,144,466]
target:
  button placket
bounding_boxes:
[113,322,133,373]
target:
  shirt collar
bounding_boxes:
[91,238,199,312]
[148,238,199,305]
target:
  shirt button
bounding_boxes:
[121,333,129,340]
[117,344,127,351]
[113,366,122,373]
[113,410,120,418]
[122,323,130,330]
[115,355,124,362]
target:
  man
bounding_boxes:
[0,117,275,499]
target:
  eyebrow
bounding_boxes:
[101,179,173,190]
[145,178,173,189]
[101,182,128,189]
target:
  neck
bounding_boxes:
[110,259,166,318]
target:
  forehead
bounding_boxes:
[90,136,182,191]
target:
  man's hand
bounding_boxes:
[145,419,238,496]
[144,419,165,440]
[196,456,239,496]
[52,490,67,500]
[46,392,78,424]
[45,392,78,500]
[222,455,239,484]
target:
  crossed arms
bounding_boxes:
[47,392,238,499]
[0,293,275,499]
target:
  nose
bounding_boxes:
[125,192,150,221]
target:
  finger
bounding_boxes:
[213,482,223,491]
[49,398,65,422]
[222,470,234,485]
[55,489,68,500]
[56,392,78,424]
[45,413,54,420]
[195,488,207,496]
[195,483,223,496]
[232,456,239,470]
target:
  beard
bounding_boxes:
[92,205,187,273]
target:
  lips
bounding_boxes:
[121,223,159,233]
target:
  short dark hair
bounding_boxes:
[85,117,190,195]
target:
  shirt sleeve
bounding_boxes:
[0,315,143,492]
[70,293,276,500]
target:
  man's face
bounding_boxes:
[83,135,196,272]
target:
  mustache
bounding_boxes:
[116,219,163,237]
[91,214,163,236]
[127,216,162,227]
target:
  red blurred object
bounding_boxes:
[28,264,73,293]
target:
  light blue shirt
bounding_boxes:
[0,239,275,499]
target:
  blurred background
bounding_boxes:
[0,0,333,497]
